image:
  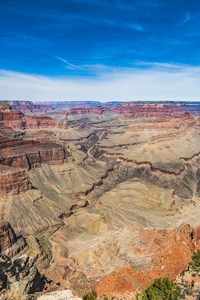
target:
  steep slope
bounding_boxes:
[0,220,26,257]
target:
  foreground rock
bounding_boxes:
[36,290,82,300]
[0,254,41,297]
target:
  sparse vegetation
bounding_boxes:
[136,277,180,300]
[189,249,200,273]
[40,273,45,281]
[191,279,195,288]
[83,289,97,300]
[180,270,185,276]
[0,230,5,237]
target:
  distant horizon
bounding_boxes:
[2,99,200,103]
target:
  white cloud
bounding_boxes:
[0,64,200,101]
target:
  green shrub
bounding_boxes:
[83,294,94,300]
[40,273,45,281]
[191,279,195,288]
[0,231,4,237]
[83,289,97,300]
[189,249,200,273]
[139,277,180,300]
[180,270,185,276]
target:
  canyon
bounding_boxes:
[0,100,200,299]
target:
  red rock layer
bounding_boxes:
[4,101,55,115]
[64,102,200,118]
[5,100,103,115]
[0,143,68,169]
[0,166,32,196]
[0,102,62,129]
[0,135,38,150]
[0,128,69,195]
[95,225,200,299]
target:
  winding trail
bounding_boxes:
[86,130,106,162]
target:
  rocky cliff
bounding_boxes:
[63,101,200,119]
[0,102,62,130]
[0,254,41,296]
[4,100,106,116]
[0,166,32,196]
[0,112,70,196]
[5,100,200,118]
[0,220,26,258]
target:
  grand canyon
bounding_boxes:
[0,100,200,299]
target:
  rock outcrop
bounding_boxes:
[37,290,82,300]
[0,102,62,130]
[0,112,70,196]
[0,254,41,296]
[0,142,68,169]
[0,220,26,258]
[0,166,32,196]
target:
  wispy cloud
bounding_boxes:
[44,52,79,68]
[43,51,127,73]
[178,13,191,27]
[1,63,200,101]
[177,11,200,28]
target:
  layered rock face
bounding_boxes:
[0,221,16,252]
[0,140,68,196]
[63,101,200,118]
[0,142,68,169]
[5,100,108,115]
[0,105,70,196]
[4,101,56,115]
[0,166,31,196]
[0,102,62,129]
[0,220,26,257]
[5,100,200,118]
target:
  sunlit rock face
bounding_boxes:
[0,220,26,257]
[1,101,200,298]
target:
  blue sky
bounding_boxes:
[1,0,200,101]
